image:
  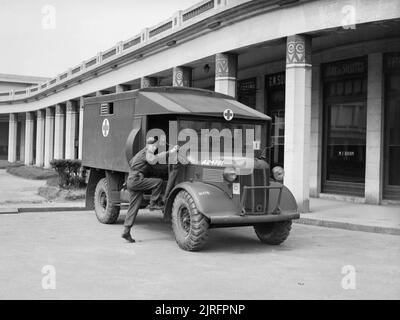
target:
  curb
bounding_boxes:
[294,217,400,236]
[18,206,89,213]
[0,206,88,214]
[0,208,19,214]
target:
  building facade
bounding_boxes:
[0,74,50,160]
[0,0,399,210]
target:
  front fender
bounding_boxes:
[268,181,298,213]
[165,182,240,220]
[164,181,299,227]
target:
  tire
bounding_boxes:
[171,190,209,251]
[94,178,120,224]
[254,221,292,245]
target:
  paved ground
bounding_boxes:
[302,198,400,235]
[0,169,46,205]
[0,209,399,300]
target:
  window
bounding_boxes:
[238,78,257,109]
[322,57,367,196]
[100,103,114,116]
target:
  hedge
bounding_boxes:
[50,159,86,189]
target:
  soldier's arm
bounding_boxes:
[146,151,167,165]
[146,147,179,165]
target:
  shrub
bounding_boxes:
[50,159,86,189]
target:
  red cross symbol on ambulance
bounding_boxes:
[102,119,110,137]
[223,109,234,121]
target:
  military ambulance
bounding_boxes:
[82,87,299,251]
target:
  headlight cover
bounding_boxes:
[223,167,237,182]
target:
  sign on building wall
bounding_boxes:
[385,52,400,71]
[323,58,367,78]
[266,72,285,88]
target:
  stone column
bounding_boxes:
[172,66,192,87]
[44,107,55,168]
[35,110,45,167]
[215,52,238,98]
[7,113,17,163]
[78,98,84,160]
[365,53,384,204]
[19,118,25,162]
[54,104,65,160]
[309,64,323,197]
[283,34,312,213]
[140,77,158,88]
[66,101,78,160]
[24,112,35,165]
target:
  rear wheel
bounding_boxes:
[171,190,209,251]
[94,178,120,224]
[254,221,292,245]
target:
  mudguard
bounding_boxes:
[267,181,298,213]
[165,181,299,227]
[165,182,241,219]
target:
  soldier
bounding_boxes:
[122,136,179,243]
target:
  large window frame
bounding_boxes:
[383,53,400,200]
[321,57,368,197]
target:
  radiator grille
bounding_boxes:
[240,168,269,214]
[202,168,224,183]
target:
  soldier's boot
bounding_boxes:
[147,201,164,211]
[121,227,135,243]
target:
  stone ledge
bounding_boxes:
[295,217,400,236]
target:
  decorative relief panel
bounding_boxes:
[173,67,192,87]
[215,53,237,78]
[286,35,311,65]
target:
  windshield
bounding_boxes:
[178,119,266,162]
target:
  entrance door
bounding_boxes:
[323,101,367,196]
[383,63,400,200]
[321,58,367,196]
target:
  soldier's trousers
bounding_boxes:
[124,175,163,228]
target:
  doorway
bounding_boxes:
[322,58,367,196]
[383,53,400,200]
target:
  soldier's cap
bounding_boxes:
[146,136,159,145]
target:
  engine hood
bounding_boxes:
[185,153,269,175]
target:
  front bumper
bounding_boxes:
[207,211,300,228]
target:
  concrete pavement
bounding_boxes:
[0,169,85,212]
[299,198,400,235]
[0,169,47,205]
[0,209,399,300]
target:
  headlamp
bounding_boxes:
[272,166,284,181]
[223,167,237,182]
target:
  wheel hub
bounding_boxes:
[99,191,107,209]
[179,206,191,234]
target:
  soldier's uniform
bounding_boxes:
[122,138,179,243]
[124,147,164,229]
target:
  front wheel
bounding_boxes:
[171,190,209,251]
[94,178,120,224]
[254,221,292,245]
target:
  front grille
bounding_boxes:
[239,168,269,214]
[202,168,224,183]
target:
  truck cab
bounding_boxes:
[82,87,299,251]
